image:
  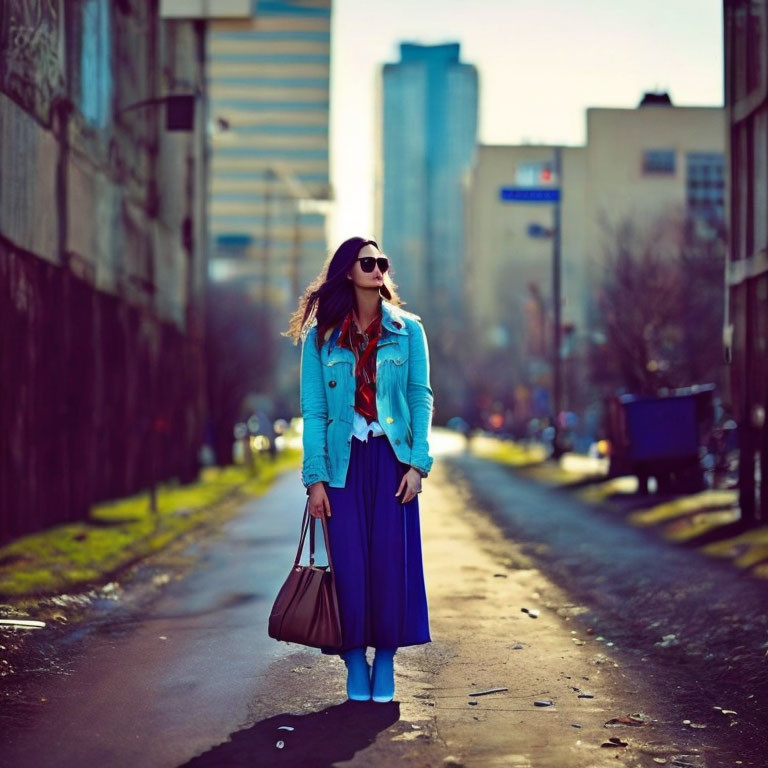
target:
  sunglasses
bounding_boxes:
[357,256,390,273]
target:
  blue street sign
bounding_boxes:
[500,187,561,203]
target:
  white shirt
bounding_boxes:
[350,410,385,441]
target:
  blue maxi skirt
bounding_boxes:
[319,432,432,655]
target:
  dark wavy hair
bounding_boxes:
[283,237,404,349]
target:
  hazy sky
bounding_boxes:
[328,0,724,244]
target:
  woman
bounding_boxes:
[285,236,433,703]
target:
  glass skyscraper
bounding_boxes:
[378,43,478,324]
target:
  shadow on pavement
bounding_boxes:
[181,700,400,768]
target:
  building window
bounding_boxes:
[642,149,676,175]
[686,152,725,233]
[79,0,112,127]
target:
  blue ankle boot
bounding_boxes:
[341,647,371,701]
[371,647,396,702]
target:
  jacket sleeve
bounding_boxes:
[406,319,435,474]
[300,328,331,487]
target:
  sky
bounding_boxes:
[328,0,724,244]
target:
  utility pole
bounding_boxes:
[551,146,564,459]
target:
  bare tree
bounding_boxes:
[205,283,278,465]
[593,212,724,396]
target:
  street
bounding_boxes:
[2,433,766,767]
[2,4,765,767]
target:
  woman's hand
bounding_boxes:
[395,467,423,504]
[308,481,332,518]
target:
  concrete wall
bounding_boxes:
[0,0,208,541]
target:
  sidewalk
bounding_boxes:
[195,458,742,768]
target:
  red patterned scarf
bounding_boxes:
[337,306,382,424]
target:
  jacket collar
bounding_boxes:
[381,300,408,336]
[325,299,407,348]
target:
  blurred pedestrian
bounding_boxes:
[285,236,433,703]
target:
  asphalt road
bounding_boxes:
[445,450,768,723]
[2,471,308,768]
[2,434,766,767]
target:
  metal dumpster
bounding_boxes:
[606,384,715,494]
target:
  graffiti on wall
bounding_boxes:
[0,0,65,124]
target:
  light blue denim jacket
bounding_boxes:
[300,300,434,488]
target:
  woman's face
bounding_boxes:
[347,243,386,290]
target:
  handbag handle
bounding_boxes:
[293,499,336,574]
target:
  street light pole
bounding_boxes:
[263,168,273,306]
[551,146,564,458]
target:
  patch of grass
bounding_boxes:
[627,490,739,527]
[469,435,547,467]
[661,508,743,542]
[0,447,301,600]
[469,435,608,487]
[576,476,640,503]
[700,526,768,574]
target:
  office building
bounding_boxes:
[207,0,332,305]
[376,42,478,323]
[465,94,726,426]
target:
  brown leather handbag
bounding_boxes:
[268,499,342,650]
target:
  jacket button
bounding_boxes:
[394,439,401,446]
[329,380,337,388]
[386,416,394,424]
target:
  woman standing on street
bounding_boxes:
[285,236,434,702]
